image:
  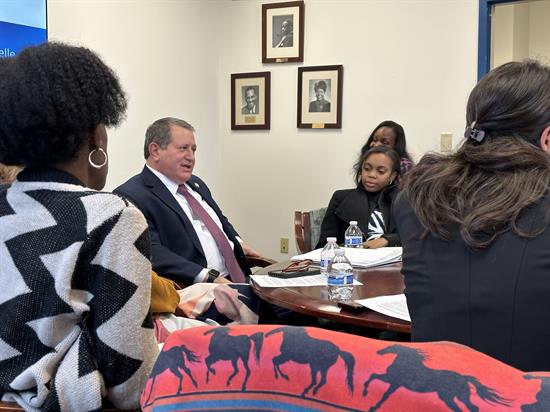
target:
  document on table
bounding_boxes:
[250,274,363,288]
[291,247,402,268]
[355,294,410,322]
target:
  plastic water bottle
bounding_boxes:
[344,221,363,248]
[320,237,339,276]
[327,249,354,301]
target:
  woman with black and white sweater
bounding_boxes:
[0,43,158,411]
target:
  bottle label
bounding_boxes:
[345,236,362,246]
[320,258,332,270]
[327,273,354,285]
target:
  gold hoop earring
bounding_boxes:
[88,148,108,169]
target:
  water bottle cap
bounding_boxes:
[349,221,358,225]
[335,249,345,256]
[327,237,337,242]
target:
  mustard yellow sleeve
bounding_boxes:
[150,270,180,315]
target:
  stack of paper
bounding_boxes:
[250,274,363,288]
[355,294,410,322]
[291,247,402,268]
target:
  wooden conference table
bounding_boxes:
[251,261,411,333]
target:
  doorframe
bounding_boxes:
[478,0,521,79]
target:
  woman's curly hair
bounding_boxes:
[0,42,127,167]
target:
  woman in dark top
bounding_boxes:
[308,80,331,112]
[360,120,413,177]
[393,60,550,371]
[317,146,401,249]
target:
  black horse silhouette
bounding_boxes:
[144,345,200,405]
[522,374,550,411]
[204,327,264,391]
[363,345,511,412]
[265,326,355,397]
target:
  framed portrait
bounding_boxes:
[297,65,343,129]
[262,1,304,63]
[231,71,271,130]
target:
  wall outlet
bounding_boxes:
[440,132,453,152]
[280,237,289,254]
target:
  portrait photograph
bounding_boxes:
[297,65,343,129]
[272,15,293,48]
[262,1,304,63]
[231,71,271,130]
[241,85,260,115]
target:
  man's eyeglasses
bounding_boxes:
[281,259,314,273]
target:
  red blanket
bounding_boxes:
[141,325,550,411]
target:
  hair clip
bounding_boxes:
[464,121,486,143]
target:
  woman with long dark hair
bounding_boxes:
[316,146,401,249]
[360,120,413,176]
[394,60,550,371]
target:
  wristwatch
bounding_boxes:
[207,269,221,283]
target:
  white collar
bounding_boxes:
[146,164,188,194]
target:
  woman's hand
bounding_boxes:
[363,237,389,249]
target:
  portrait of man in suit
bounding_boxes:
[241,86,259,115]
[309,79,331,112]
[272,15,293,48]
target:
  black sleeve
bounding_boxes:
[114,187,205,285]
[316,191,345,249]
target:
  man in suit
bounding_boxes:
[241,87,258,115]
[274,19,293,48]
[114,117,260,286]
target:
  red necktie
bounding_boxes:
[177,185,246,282]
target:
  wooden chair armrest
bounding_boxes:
[294,211,308,254]
[246,255,277,268]
[0,401,139,412]
[0,402,23,411]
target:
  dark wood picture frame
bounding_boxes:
[297,65,343,129]
[231,71,271,130]
[262,1,304,63]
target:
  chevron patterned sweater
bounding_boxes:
[0,168,159,411]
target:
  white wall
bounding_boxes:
[48,0,224,190]
[530,1,550,64]
[216,1,478,260]
[492,1,550,68]
[47,0,478,261]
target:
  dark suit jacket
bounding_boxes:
[114,167,250,285]
[308,99,331,113]
[275,35,293,48]
[393,190,550,371]
[316,185,400,248]
[241,105,257,115]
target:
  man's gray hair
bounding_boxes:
[144,117,195,159]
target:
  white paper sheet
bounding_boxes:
[291,247,402,268]
[355,294,410,322]
[250,274,363,288]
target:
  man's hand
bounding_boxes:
[213,276,232,284]
[240,241,261,257]
[363,237,389,249]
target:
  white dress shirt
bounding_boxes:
[147,165,238,282]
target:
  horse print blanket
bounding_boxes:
[141,325,550,411]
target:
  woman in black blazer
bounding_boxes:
[317,146,401,249]
[394,60,550,371]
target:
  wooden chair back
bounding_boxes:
[294,207,327,254]
[294,211,311,254]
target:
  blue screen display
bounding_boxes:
[0,0,47,58]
